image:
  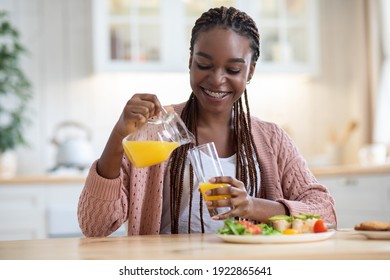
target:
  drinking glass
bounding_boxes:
[187,142,232,217]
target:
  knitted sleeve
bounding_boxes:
[272,125,337,225]
[77,160,129,237]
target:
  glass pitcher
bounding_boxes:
[122,109,195,168]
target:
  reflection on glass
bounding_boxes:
[109,0,131,15]
[287,27,307,63]
[110,24,131,60]
[286,0,306,19]
[137,0,160,16]
[259,28,279,62]
[139,24,160,61]
[259,0,278,18]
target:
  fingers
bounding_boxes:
[205,176,245,198]
[205,176,250,220]
[125,93,163,120]
[209,176,245,191]
[212,210,233,221]
[118,93,163,136]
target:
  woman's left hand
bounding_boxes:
[205,176,253,220]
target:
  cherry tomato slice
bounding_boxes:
[313,219,328,233]
[238,220,262,235]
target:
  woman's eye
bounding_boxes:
[196,63,211,70]
[227,68,241,74]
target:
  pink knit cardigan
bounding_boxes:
[77,103,337,237]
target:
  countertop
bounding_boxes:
[0,230,389,260]
[1,164,389,185]
[0,175,86,184]
[311,163,390,177]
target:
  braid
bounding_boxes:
[233,90,260,196]
[190,6,260,63]
[170,6,262,233]
[170,94,203,234]
[240,89,260,196]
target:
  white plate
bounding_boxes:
[354,230,390,240]
[217,230,335,244]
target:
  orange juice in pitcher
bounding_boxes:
[123,141,179,168]
[122,109,194,168]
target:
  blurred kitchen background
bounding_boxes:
[0,0,389,240]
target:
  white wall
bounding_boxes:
[374,0,390,145]
[0,0,371,175]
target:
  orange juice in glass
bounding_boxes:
[199,182,231,201]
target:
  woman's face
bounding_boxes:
[189,26,255,114]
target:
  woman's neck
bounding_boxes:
[195,109,236,158]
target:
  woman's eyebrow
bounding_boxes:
[195,51,212,60]
[195,51,246,63]
[227,58,246,63]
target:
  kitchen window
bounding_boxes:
[93,0,319,74]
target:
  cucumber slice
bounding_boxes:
[268,214,292,222]
[293,213,307,220]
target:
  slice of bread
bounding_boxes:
[354,221,390,231]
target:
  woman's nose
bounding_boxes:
[209,69,226,85]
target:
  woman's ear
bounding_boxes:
[248,63,256,82]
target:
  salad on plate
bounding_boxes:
[217,214,334,244]
[218,213,329,236]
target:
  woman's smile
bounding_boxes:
[201,87,231,99]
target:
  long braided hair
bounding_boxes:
[169,6,262,234]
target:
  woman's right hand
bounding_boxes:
[96,93,163,178]
[115,93,163,138]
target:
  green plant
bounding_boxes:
[0,10,32,153]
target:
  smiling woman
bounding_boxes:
[77,6,336,238]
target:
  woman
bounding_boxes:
[78,6,336,237]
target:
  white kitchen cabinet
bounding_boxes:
[318,173,390,228]
[0,183,83,240]
[0,179,126,240]
[45,184,85,238]
[0,186,46,240]
[93,0,319,74]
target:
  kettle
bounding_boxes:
[51,121,94,170]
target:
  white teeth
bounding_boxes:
[204,89,228,98]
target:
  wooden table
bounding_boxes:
[0,230,389,260]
